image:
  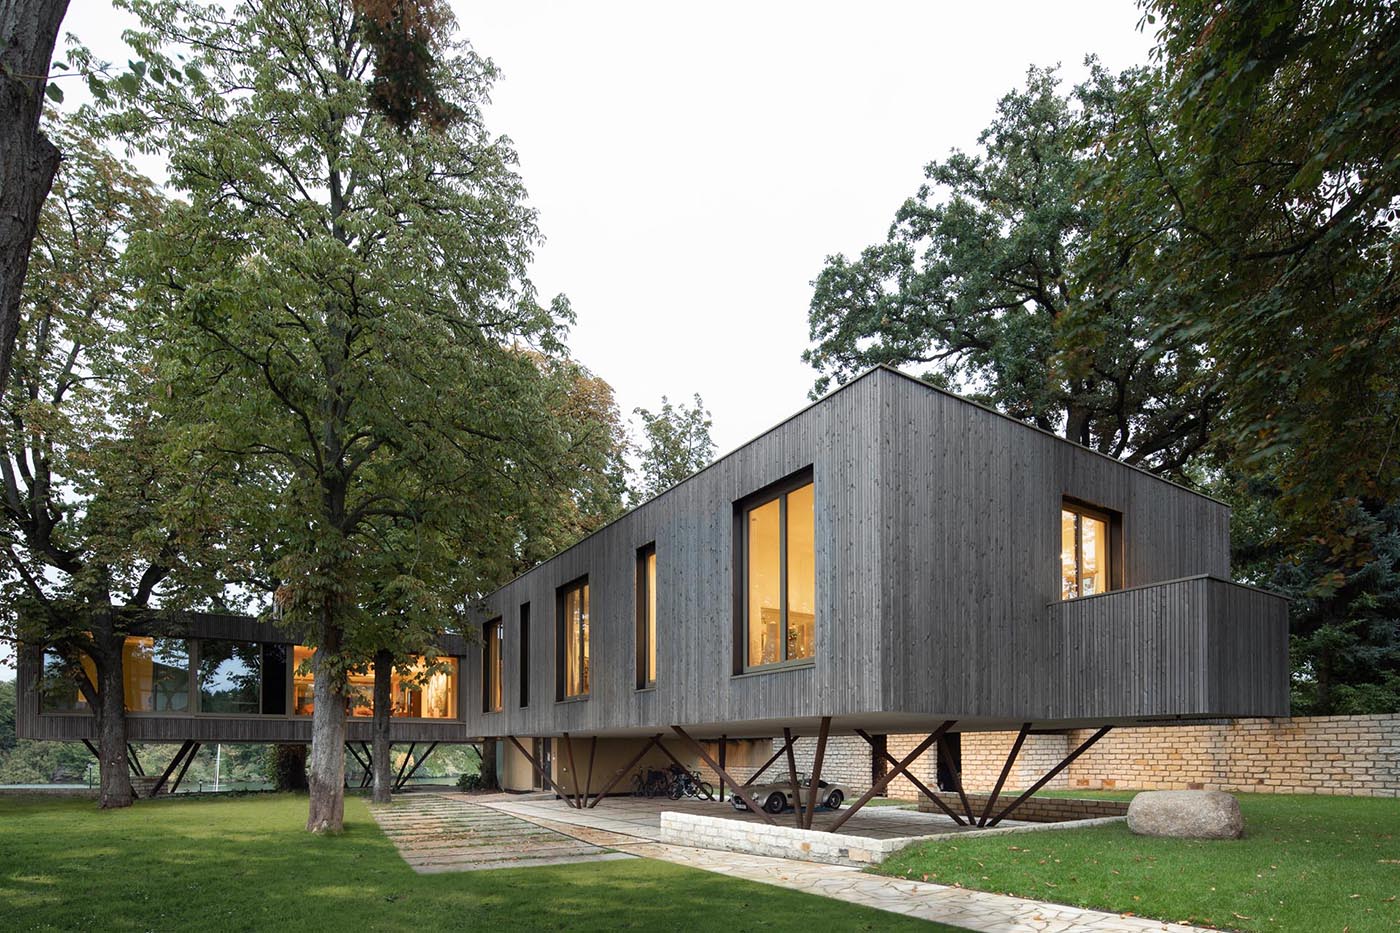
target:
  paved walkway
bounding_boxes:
[391,793,1202,932]
[369,793,633,873]
[480,790,1024,840]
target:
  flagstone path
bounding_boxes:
[381,792,1205,932]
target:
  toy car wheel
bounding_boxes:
[763,792,786,814]
[825,790,844,810]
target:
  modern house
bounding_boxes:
[16,366,1288,822]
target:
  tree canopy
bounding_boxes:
[631,394,715,504]
[117,0,624,830]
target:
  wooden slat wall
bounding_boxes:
[17,367,1288,744]
[1041,577,1289,720]
[470,372,887,739]
[875,370,1244,720]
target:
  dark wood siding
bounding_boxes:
[16,368,1287,744]
[876,370,1238,720]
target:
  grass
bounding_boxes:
[0,793,955,933]
[875,793,1400,931]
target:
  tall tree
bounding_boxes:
[804,64,1219,478]
[1127,0,1400,542]
[1094,0,1400,713]
[119,0,596,831]
[631,393,715,504]
[0,0,70,400]
[0,113,229,808]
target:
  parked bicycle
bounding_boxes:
[666,764,714,800]
[631,767,670,798]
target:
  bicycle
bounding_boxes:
[631,767,669,798]
[665,764,714,800]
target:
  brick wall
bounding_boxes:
[760,715,1400,799]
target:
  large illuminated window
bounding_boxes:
[1061,501,1115,599]
[741,476,815,670]
[557,577,590,699]
[636,544,656,688]
[292,648,458,719]
[484,618,503,713]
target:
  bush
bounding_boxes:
[265,744,308,791]
[456,771,485,792]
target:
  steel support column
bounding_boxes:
[506,735,577,807]
[782,727,802,828]
[977,723,1031,826]
[828,721,956,834]
[986,726,1112,827]
[855,728,965,826]
[670,726,775,825]
[394,741,440,791]
[150,740,197,797]
[802,716,831,830]
[587,734,662,807]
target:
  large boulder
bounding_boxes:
[1127,790,1244,839]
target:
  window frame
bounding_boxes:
[518,602,530,709]
[635,543,657,690]
[483,617,504,713]
[733,468,817,674]
[1060,497,1123,599]
[555,575,591,701]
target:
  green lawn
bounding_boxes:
[876,793,1400,931]
[0,793,952,933]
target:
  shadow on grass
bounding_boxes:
[1,793,955,933]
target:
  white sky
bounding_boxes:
[2,1,1153,681]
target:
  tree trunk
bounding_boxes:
[86,629,133,809]
[0,0,70,399]
[371,648,393,803]
[305,617,347,833]
[478,738,498,790]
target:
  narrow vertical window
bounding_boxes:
[518,603,530,709]
[557,578,590,699]
[1061,500,1116,599]
[483,618,503,713]
[740,474,816,670]
[636,543,657,688]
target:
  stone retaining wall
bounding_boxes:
[657,811,912,866]
[779,715,1399,799]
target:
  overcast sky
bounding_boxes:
[2,1,1153,680]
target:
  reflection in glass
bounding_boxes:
[786,482,815,661]
[485,619,503,712]
[745,481,815,668]
[646,549,657,684]
[40,651,95,711]
[124,637,190,712]
[561,580,590,697]
[747,497,782,666]
[198,641,261,714]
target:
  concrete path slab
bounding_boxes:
[466,792,1206,933]
[369,793,632,874]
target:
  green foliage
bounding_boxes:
[0,794,942,931]
[1122,0,1400,539]
[805,63,1218,478]
[630,394,716,504]
[876,793,1400,932]
[456,770,484,792]
[265,744,308,791]
[113,0,624,687]
[0,680,13,752]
